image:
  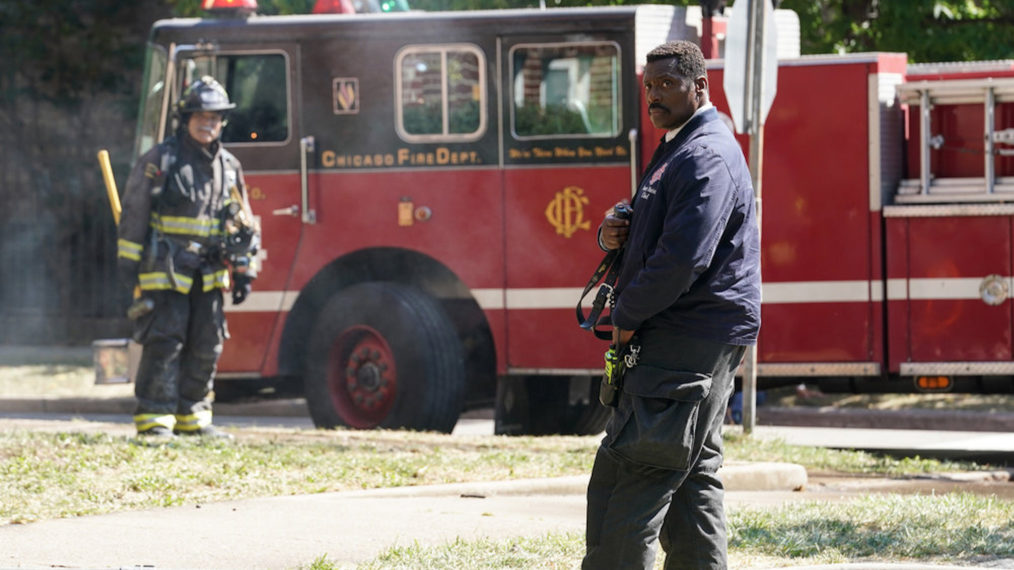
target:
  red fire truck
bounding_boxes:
[124,1,1014,435]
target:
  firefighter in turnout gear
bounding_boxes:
[117,76,260,439]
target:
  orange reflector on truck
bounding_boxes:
[915,375,952,391]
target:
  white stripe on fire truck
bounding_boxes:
[761,278,1009,303]
[763,281,871,304]
[223,291,289,312]
[906,277,1011,300]
[223,277,1010,313]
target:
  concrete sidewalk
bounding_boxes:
[1,477,591,569]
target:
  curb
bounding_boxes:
[343,462,808,498]
[217,398,308,417]
[782,559,989,563]
[0,397,308,417]
[759,406,1014,432]
[0,397,134,415]
[344,475,593,499]
[722,461,808,491]
[914,469,1013,483]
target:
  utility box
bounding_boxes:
[92,339,140,384]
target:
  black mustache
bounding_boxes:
[649,103,669,113]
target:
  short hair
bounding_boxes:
[646,41,707,81]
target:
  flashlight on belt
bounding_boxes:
[600,346,625,407]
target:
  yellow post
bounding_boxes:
[97,149,121,225]
[98,149,141,302]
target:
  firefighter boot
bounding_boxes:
[174,409,233,439]
[135,422,177,440]
[174,423,234,439]
[137,426,176,439]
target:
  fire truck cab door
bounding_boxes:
[499,33,637,370]
[171,43,305,374]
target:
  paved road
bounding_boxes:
[3,403,1013,460]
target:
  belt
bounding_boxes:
[170,238,220,259]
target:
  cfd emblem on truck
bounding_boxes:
[333,78,359,115]
[545,186,591,238]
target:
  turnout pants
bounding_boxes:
[132,279,226,434]
[583,333,745,570]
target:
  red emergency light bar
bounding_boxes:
[203,0,257,15]
[313,0,356,14]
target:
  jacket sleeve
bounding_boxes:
[611,145,738,331]
[116,147,161,273]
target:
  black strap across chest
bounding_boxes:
[576,247,624,341]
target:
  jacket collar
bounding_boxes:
[663,106,718,149]
[180,133,220,162]
[638,106,720,188]
[664,103,715,143]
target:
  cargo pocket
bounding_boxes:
[131,304,156,344]
[605,365,712,472]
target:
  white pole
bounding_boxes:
[741,0,768,434]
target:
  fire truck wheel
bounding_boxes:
[304,282,465,433]
[494,375,610,436]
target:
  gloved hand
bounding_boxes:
[232,272,252,305]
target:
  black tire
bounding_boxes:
[494,375,611,436]
[304,282,465,433]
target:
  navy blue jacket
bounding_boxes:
[612,107,761,345]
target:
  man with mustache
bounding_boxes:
[583,41,760,569]
[117,76,260,439]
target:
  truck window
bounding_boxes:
[178,52,290,145]
[135,43,169,157]
[219,54,289,144]
[396,45,486,142]
[510,43,621,139]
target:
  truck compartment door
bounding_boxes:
[886,209,1014,372]
[499,35,636,371]
[169,44,305,375]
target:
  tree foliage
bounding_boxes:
[774,0,1014,62]
[156,0,1014,63]
[405,0,1014,63]
[0,0,168,107]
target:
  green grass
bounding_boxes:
[0,428,597,524]
[729,493,1014,561]
[0,426,996,525]
[723,428,990,476]
[299,493,1014,569]
[360,533,584,569]
[2,424,1010,569]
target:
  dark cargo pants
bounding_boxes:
[583,333,744,570]
[132,279,226,433]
